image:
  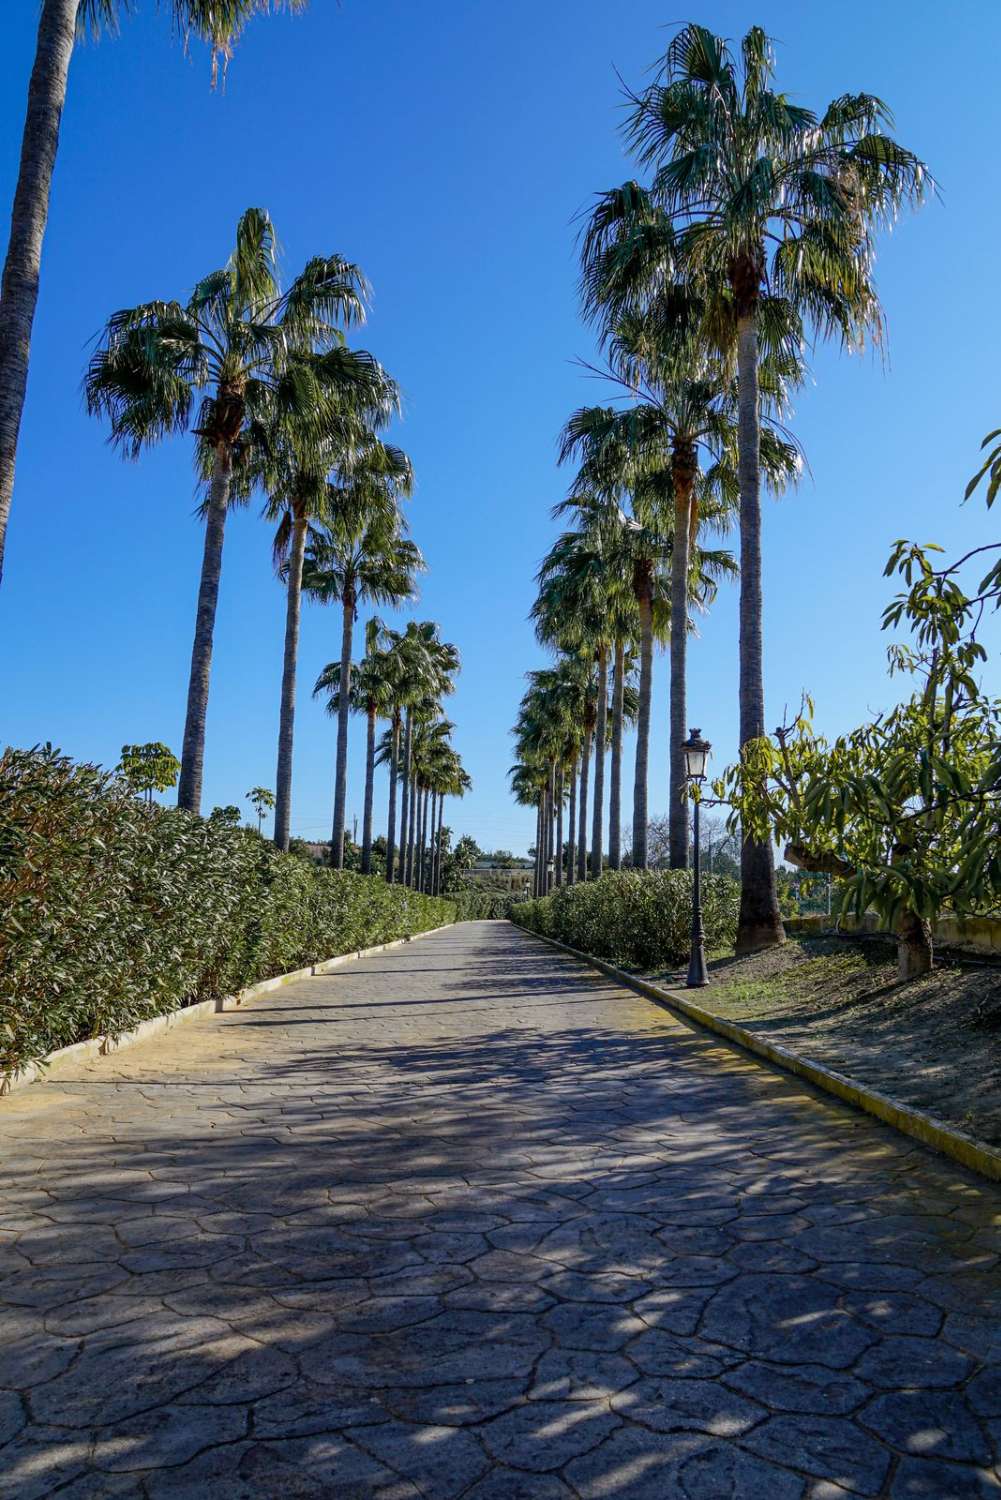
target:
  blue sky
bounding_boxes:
[2,0,999,855]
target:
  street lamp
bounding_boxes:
[683,728,712,988]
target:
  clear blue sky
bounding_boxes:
[2,0,999,855]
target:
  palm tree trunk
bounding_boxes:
[566,753,577,886]
[330,592,355,868]
[554,766,564,887]
[406,771,418,887]
[669,449,696,870]
[591,647,608,879]
[545,765,555,893]
[534,800,543,897]
[435,796,445,895]
[418,786,428,892]
[426,791,436,892]
[273,513,307,851]
[361,704,376,874]
[577,729,591,881]
[736,311,784,951]
[398,710,412,884]
[385,715,400,883]
[632,585,654,869]
[0,0,78,587]
[609,639,624,870]
[177,445,232,814]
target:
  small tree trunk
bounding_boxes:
[578,729,591,881]
[591,647,608,880]
[177,445,233,814]
[0,0,78,586]
[434,796,445,895]
[669,450,695,870]
[398,710,412,884]
[735,309,784,952]
[535,800,544,897]
[273,513,307,852]
[427,791,437,892]
[555,766,564,887]
[361,704,376,874]
[330,592,355,868]
[609,639,624,870]
[566,753,577,886]
[632,583,653,869]
[897,911,933,980]
[385,715,400,883]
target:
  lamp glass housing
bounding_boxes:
[683,728,711,783]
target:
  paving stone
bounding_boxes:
[350,1418,490,1497]
[610,1375,765,1436]
[967,1367,1001,1418]
[889,1456,1001,1497]
[564,1426,803,1499]
[625,1328,740,1378]
[853,1334,975,1389]
[528,1347,640,1400]
[89,1400,248,1472]
[380,1379,527,1427]
[722,1360,871,1415]
[860,1390,992,1463]
[541,1300,646,1351]
[701,1274,876,1368]
[480,1398,620,1471]
[742,1413,891,1496]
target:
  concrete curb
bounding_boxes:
[1,921,456,1099]
[514,924,1001,1186]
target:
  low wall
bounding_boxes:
[784,911,1001,956]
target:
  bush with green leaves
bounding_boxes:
[512,869,739,970]
[0,746,455,1080]
[450,889,524,921]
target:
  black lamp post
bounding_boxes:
[683,728,711,988]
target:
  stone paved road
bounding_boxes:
[2,920,1000,1499]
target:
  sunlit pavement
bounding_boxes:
[2,920,999,1498]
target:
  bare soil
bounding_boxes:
[649,935,1001,1149]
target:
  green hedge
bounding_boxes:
[0,746,454,1079]
[449,889,525,921]
[512,868,739,970]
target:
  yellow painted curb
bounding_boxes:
[1,920,457,1098]
[515,924,1001,1186]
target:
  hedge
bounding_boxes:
[512,868,739,970]
[449,889,526,921]
[0,746,455,1080]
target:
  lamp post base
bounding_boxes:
[686,947,710,988]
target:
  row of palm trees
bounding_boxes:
[512,23,929,949]
[84,205,468,874]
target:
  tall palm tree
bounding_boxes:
[431,754,471,896]
[87,208,381,814]
[266,432,405,853]
[301,486,423,867]
[590,23,928,949]
[313,620,396,875]
[0,1,307,587]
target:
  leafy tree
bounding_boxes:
[716,528,1001,978]
[588,22,929,952]
[87,207,376,815]
[0,1,309,588]
[246,786,275,834]
[118,742,180,804]
[209,805,241,827]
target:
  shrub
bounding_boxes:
[450,888,525,921]
[0,746,455,1080]
[512,869,739,970]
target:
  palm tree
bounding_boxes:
[301,485,423,867]
[87,208,381,815]
[431,754,471,896]
[266,430,405,854]
[590,23,929,949]
[510,760,547,896]
[313,621,396,875]
[0,1,306,588]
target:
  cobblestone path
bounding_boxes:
[2,920,1000,1498]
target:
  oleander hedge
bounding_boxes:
[512,868,739,970]
[0,746,455,1080]
[449,889,525,921]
